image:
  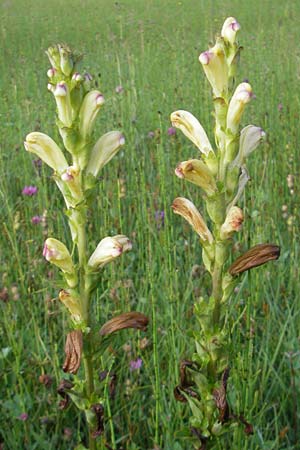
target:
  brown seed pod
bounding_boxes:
[99,312,149,336]
[229,243,280,276]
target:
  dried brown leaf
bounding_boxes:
[100,312,149,336]
[229,243,280,276]
[63,330,83,374]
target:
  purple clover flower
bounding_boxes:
[22,186,38,196]
[167,127,176,136]
[18,413,29,421]
[278,103,283,112]
[129,357,142,371]
[31,215,43,225]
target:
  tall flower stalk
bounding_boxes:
[25,45,148,450]
[171,18,280,448]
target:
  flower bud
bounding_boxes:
[46,45,61,70]
[199,43,228,98]
[229,243,280,276]
[227,83,253,134]
[47,68,56,79]
[172,197,213,243]
[86,131,125,177]
[61,165,83,200]
[59,289,83,322]
[88,235,132,270]
[232,125,266,167]
[220,206,244,239]
[170,110,213,156]
[53,82,73,127]
[175,159,217,195]
[228,166,250,209]
[58,44,73,76]
[72,72,83,82]
[79,90,105,140]
[83,72,93,91]
[43,238,77,286]
[24,132,68,173]
[221,17,241,45]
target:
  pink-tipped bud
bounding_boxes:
[53,81,72,127]
[47,68,56,78]
[220,206,244,239]
[79,90,105,140]
[175,160,217,195]
[221,17,241,44]
[227,83,253,134]
[88,235,132,270]
[199,43,228,98]
[72,72,83,82]
[43,238,76,285]
[199,51,213,65]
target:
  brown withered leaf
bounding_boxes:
[63,330,83,374]
[229,243,280,276]
[213,368,230,423]
[57,379,74,410]
[100,312,149,336]
[90,403,104,439]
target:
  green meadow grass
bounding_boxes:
[0,0,299,448]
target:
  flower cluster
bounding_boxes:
[170,17,280,446]
[24,44,130,327]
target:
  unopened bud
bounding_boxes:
[47,68,56,78]
[53,82,73,127]
[83,72,93,91]
[72,72,83,82]
[221,17,241,45]
[229,243,280,276]
[43,238,77,286]
[227,83,253,134]
[232,125,266,167]
[46,45,61,70]
[79,90,105,140]
[220,206,244,239]
[24,132,68,173]
[88,235,132,270]
[61,165,83,200]
[172,197,213,243]
[59,289,83,323]
[199,43,228,98]
[86,131,125,177]
[170,110,213,156]
[175,159,217,195]
[58,44,73,76]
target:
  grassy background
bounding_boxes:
[0,0,299,449]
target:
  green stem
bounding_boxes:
[74,210,97,450]
[212,263,223,327]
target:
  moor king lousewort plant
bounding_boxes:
[24,45,148,449]
[170,17,280,448]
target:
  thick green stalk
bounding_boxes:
[73,209,96,450]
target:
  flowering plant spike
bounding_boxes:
[25,44,148,449]
[171,18,280,448]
